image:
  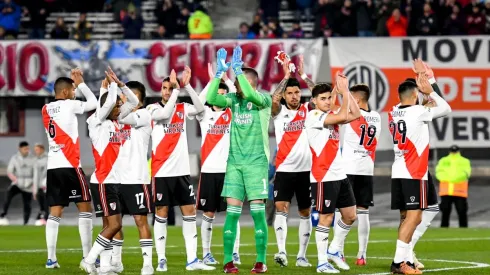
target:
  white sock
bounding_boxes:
[201,214,214,255]
[333,209,343,254]
[412,205,439,248]
[182,215,197,263]
[357,209,370,259]
[328,219,352,254]
[111,238,123,265]
[78,212,93,258]
[100,243,113,270]
[315,225,330,264]
[154,215,167,261]
[140,239,153,266]
[297,215,311,259]
[46,215,60,261]
[233,221,240,254]
[393,239,410,264]
[274,212,288,253]
[86,234,111,264]
[407,242,414,263]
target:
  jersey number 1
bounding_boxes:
[359,124,376,146]
[390,120,407,144]
[48,119,56,138]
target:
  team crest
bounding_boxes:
[110,202,117,210]
[157,193,163,201]
[298,110,305,117]
[71,190,76,195]
[410,196,415,202]
[247,102,253,110]
[274,191,278,198]
[325,200,331,207]
[222,114,229,122]
[176,112,184,119]
[97,205,101,210]
[200,199,206,206]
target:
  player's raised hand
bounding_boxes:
[215,48,231,79]
[412,58,426,75]
[101,78,108,89]
[105,70,115,84]
[282,59,291,79]
[298,55,305,76]
[182,66,192,86]
[416,72,433,95]
[208,62,228,82]
[231,45,244,76]
[107,66,124,87]
[335,72,348,95]
[169,69,180,89]
[71,68,84,86]
[423,62,434,79]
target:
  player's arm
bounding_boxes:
[199,81,211,104]
[298,55,315,91]
[7,156,17,183]
[225,78,237,93]
[416,74,451,121]
[345,92,361,123]
[238,74,271,108]
[271,61,290,117]
[118,85,139,119]
[206,78,232,108]
[323,74,351,126]
[184,84,205,116]
[96,80,118,122]
[119,109,151,128]
[150,89,180,121]
[71,69,97,113]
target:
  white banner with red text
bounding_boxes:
[329,36,490,148]
[0,39,323,97]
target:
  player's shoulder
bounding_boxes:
[306,109,325,120]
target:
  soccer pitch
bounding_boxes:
[0,226,489,275]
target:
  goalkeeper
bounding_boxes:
[206,46,271,274]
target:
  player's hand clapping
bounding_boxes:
[335,71,348,95]
[298,55,305,77]
[215,48,231,79]
[416,73,433,95]
[231,46,244,76]
[71,68,84,87]
[169,69,180,89]
[182,66,192,86]
[282,59,291,80]
[107,66,125,87]
[208,62,229,82]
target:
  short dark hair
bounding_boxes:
[218,83,229,93]
[19,141,29,148]
[398,80,418,100]
[240,22,248,28]
[286,77,300,88]
[100,92,121,108]
[404,78,416,84]
[350,84,370,101]
[312,83,332,98]
[162,77,170,83]
[126,81,146,102]
[54,77,74,95]
[242,67,259,87]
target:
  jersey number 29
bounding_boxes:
[389,120,407,144]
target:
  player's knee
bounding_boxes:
[275,202,289,213]
[343,212,357,225]
[77,202,92,213]
[133,215,148,228]
[49,206,63,217]
[318,213,334,226]
[110,219,123,233]
[203,211,215,219]
[298,208,311,217]
[181,204,196,216]
[155,206,168,218]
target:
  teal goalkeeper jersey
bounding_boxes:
[206,75,272,165]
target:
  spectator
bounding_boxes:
[0,141,35,226]
[443,5,465,35]
[259,24,275,38]
[466,5,486,34]
[188,6,213,39]
[0,0,21,38]
[335,0,357,36]
[250,14,263,36]
[355,0,376,36]
[72,13,93,41]
[440,0,461,31]
[155,0,180,36]
[386,8,408,36]
[26,1,49,39]
[464,0,483,15]
[376,0,393,36]
[122,10,144,39]
[288,21,305,38]
[237,22,256,39]
[50,17,70,39]
[314,0,337,37]
[175,6,190,37]
[485,0,490,33]
[153,25,171,39]
[416,3,438,35]
[0,26,5,40]
[268,18,285,38]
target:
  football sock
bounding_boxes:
[78,212,93,258]
[297,215,312,259]
[46,215,60,261]
[86,234,111,264]
[223,205,241,263]
[357,209,370,259]
[154,215,167,261]
[274,211,288,253]
[316,225,330,264]
[111,238,123,265]
[233,220,240,255]
[201,214,214,255]
[250,203,268,264]
[182,215,198,263]
[328,219,352,254]
[412,205,439,248]
[393,240,410,264]
[100,242,113,270]
[140,239,153,266]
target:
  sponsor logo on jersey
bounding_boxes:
[200,199,206,206]
[157,193,163,201]
[325,200,331,207]
[110,202,117,210]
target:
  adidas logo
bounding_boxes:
[207,228,212,231]
[193,234,198,238]
[224,230,232,234]
[276,227,283,231]
[158,236,165,240]
[256,229,264,234]
[142,252,148,256]
[139,204,145,209]
[322,237,328,241]
[303,233,311,237]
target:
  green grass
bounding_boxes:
[0,226,489,274]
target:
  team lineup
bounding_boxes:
[41,46,451,275]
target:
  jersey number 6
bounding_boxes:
[48,119,56,138]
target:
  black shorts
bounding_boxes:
[119,184,153,215]
[347,174,374,208]
[46,168,91,207]
[273,171,312,210]
[152,176,195,207]
[90,183,121,217]
[196,173,226,212]
[427,172,439,206]
[391,178,433,210]
[311,178,356,214]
